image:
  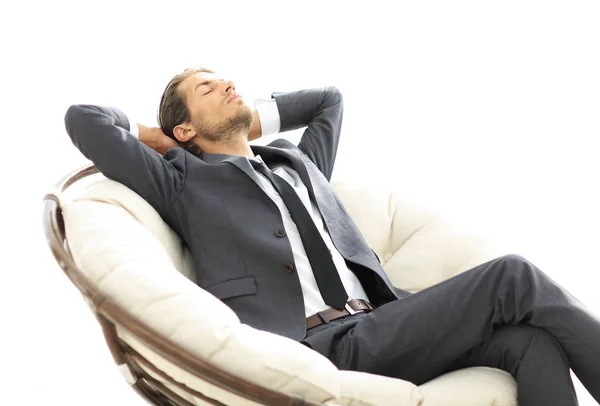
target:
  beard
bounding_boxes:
[191,106,253,144]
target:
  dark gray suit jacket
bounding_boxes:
[65,87,411,342]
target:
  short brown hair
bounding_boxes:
[157,68,214,155]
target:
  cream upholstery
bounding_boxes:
[62,173,517,406]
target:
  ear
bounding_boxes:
[173,123,197,143]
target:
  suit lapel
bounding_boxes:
[200,145,317,204]
[252,145,317,203]
[202,151,258,182]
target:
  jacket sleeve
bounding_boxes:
[271,87,344,181]
[64,104,186,213]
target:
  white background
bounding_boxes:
[1,0,599,404]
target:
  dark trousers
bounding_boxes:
[303,254,600,405]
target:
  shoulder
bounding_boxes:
[267,138,297,150]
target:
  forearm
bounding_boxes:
[288,87,344,181]
[272,87,342,133]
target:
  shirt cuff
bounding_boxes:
[127,114,139,138]
[254,99,280,137]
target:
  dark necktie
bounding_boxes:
[251,159,349,309]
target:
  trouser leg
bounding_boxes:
[325,254,600,403]
[448,324,578,406]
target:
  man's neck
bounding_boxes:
[197,136,255,158]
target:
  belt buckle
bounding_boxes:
[360,299,375,311]
[345,302,359,315]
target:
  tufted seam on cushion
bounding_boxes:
[93,258,199,321]
[86,239,178,289]
[388,193,447,260]
[492,397,518,405]
[387,190,396,219]
[379,191,397,264]
[205,326,237,360]
[390,215,436,258]
[492,399,518,406]
[337,395,387,406]
[127,291,191,316]
[93,256,140,286]
[262,363,339,404]
[166,314,204,340]
[337,370,423,406]
[75,195,147,225]
[337,399,374,406]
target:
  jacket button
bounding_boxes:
[284,263,294,273]
[275,228,286,238]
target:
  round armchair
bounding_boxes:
[42,164,516,406]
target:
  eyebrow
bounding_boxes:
[194,78,225,93]
[194,80,214,93]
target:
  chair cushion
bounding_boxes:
[69,178,196,282]
[63,177,424,405]
[418,367,517,406]
[63,174,515,406]
[330,180,509,292]
[334,371,423,406]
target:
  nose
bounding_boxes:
[223,80,236,94]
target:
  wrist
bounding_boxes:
[138,124,159,148]
[137,123,149,141]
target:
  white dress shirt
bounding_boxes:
[128,99,369,317]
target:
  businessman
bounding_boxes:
[65,68,600,405]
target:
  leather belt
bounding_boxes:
[306,299,375,330]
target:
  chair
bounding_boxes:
[42,164,518,406]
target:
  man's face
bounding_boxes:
[178,71,253,143]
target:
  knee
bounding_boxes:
[493,254,536,278]
[499,253,530,267]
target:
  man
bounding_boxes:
[65,68,600,405]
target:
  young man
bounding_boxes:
[65,68,600,405]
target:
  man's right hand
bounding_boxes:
[137,124,179,155]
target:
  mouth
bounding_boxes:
[228,94,241,103]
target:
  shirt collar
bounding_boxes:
[250,154,265,164]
